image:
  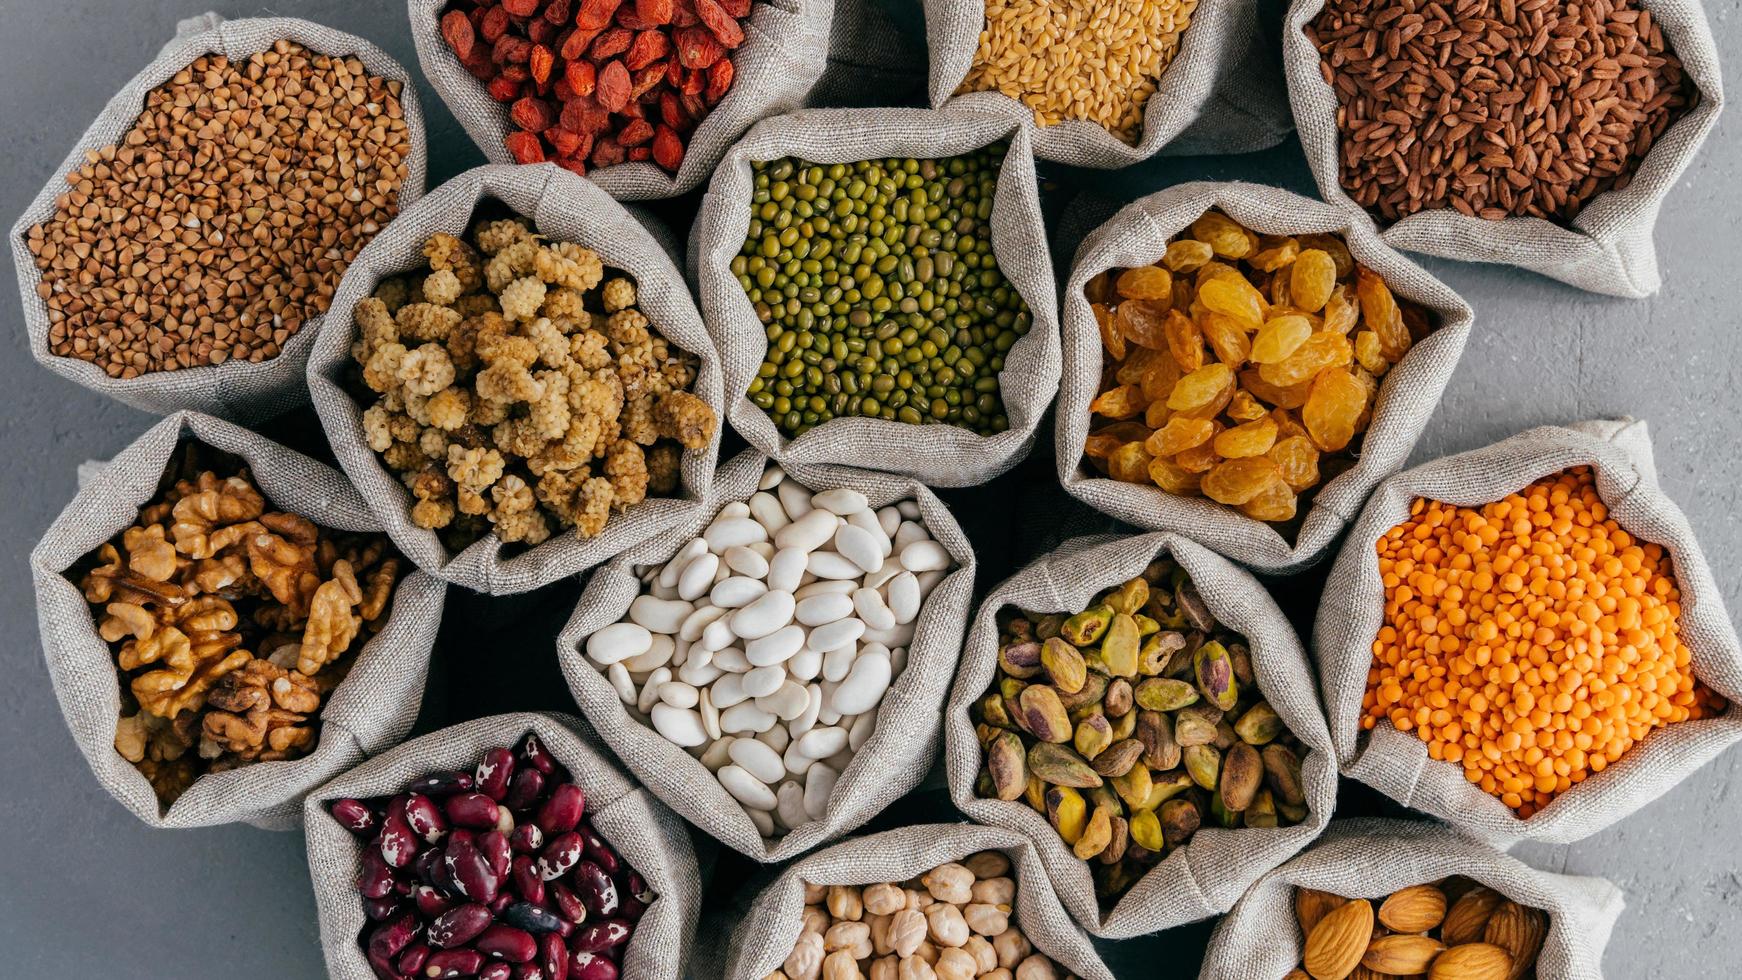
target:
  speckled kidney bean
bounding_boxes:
[358,850,397,900]
[519,733,558,776]
[516,963,548,980]
[397,941,431,975]
[425,948,487,978]
[571,861,619,917]
[415,884,455,920]
[406,794,449,843]
[511,855,546,907]
[579,828,618,875]
[410,770,476,798]
[548,882,587,925]
[476,748,516,801]
[542,934,572,980]
[504,768,546,812]
[503,902,569,936]
[476,923,539,963]
[480,831,513,879]
[568,950,618,980]
[509,824,545,854]
[447,793,505,830]
[332,798,380,834]
[365,895,405,922]
[535,784,585,834]
[429,903,493,949]
[480,962,515,980]
[536,832,585,881]
[570,919,632,953]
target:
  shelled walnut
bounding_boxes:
[79,448,402,805]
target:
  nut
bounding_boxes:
[1303,898,1373,980]
[1378,884,1447,934]
[1427,943,1513,980]
[1483,900,1546,980]
[1362,934,1444,974]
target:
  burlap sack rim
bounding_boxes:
[29,411,446,830]
[555,447,978,863]
[305,162,724,596]
[1054,181,1474,574]
[1197,816,1626,980]
[693,105,1061,488]
[922,0,1268,166]
[1316,420,1742,846]
[303,711,701,980]
[7,14,429,423]
[405,0,833,200]
[723,823,1118,980]
[1281,0,1725,297]
[944,530,1339,938]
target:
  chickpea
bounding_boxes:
[896,957,937,980]
[802,905,832,937]
[906,888,933,911]
[825,921,872,954]
[863,882,906,916]
[963,902,1010,937]
[925,903,970,948]
[822,949,864,980]
[933,947,979,980]
[964,850,1011,879]
[869,956,898,980]
[963,935,997,974]
[913,940,940,965]
[970,876,1016,906]
[982,971,1014,980]
[867,912,893,956]
[920,863,975,904]
[889,908,927,958]
[992,927,1032,970]
[804,882,828,905]
[784,931,824,980]
[828,885,865,921]
[1015,953,1059,980]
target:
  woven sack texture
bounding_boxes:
[407,0,831,199]
[556,448,977,862]
[1315,419,1742,846]
[1055,181,1474,575]
[8,13,428,423]
[307,163,725,595]
[922,0,1291,166]
[944,531,1337,938]
[305,711,702,979]
[1282,0,1724,297]
[31,411,447,830]
[691,106,1060,487]
[1198,817,1624,979]
[721,823,1116,980]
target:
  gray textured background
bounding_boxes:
[2,1,1738,977]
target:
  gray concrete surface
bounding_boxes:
[1,1,1738,977]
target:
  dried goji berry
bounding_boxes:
[494,34,533,64]
[681,66,705,96]
[545,126,587,157]
[659,91,687,129]
[487,75,522,102]
[527,17,559,46]
[635,0,675,24]
[680,91,707,122]
[666,57,684,87]
[651,124,684,171]
[615,6,655,29]
[462,44,497,81]
[499,63,532,84]
[506,131,548,164]
[511,96,558,132]
[631,61,667,98]
[529,44,556,85]
[694,0,745,47]
[503,0,541,16]
[627,146,652,162]
[675,26,724,69]
[596,59,632,112]
[481,5,512,42]
[544,0,572,24]
[618,118,655,146]
[672,0,700,27]
[705,56,734,103]
[561,96,611,133]
[555,155,588,177]
[576,0,624,30]
[591,137,627,168]
[564,59,597,97]
[618,98,645,119]
[591,27,633,60]
[441,9,477,61]
[560,27,596,60]
[625,30,670,70]
[717,0,750,16]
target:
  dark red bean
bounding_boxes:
[489,892,515,915]
[569,920,631,954]
[476,923,538,963]
[398,942,432,975]
[476,747,516,802]
[479,830,512,879]
[502,768,546,813]
[512,855,546,906]
[567,950,616,980]
[367,946,402,980]
[445,793,504,830]
[414,884,455,920]
[625,872,653,904]
[535,833,584,881]
[479,963,514,980]
[409,771,476,797]
[514,964,547,980]
[509,824,545,855]
[428,903,492,949]
[368,911,422,960]
[446,836,501,904]
[359,849,397,900]
[570,862,618,917]
[577,828,618,875]
[617,894,645,923]
[406,794,449,844]
[425,948,486,978]
[380,810,420,869]
[366,895,406,922]
[332,798,380,835]
[548,883,587,925]
[543,934,572,980]
[534,785,585,834]
[501,902,567,935]
[518,733,557,776]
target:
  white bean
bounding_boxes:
[699,688,721,740]
[586,622,652,666]
[718,501,751,520]
[821,642,858,684]
[788,647,823,682]
[796,592,855,627]
[792,682,824,736]
[775,508,838,552]
[812,487,869,515]
[628,595,692,634]
[747,492,790,536]
[700,617,736,652]
[783,738,815,777]
[724,544,770,578]
[679,604,727,642]
[776,478,813,522]
[718,765,776,810]
[796,725,848,760]
[758,724,790,753]
[807,550,865,580]
[711,672,748,709]
[803,763,838,821]
[853,588,897,631]
[697,736,734,771]
[651,704,707,747]
[622,633,675,673]
[658,680,700,709]
[712,646,751,673]
[876,505,902,537]
[885,572,921,624]
[794,579,856,600]
[710,575,768,609]
[742,664,787,698]
[757,680,810,721]
[767,547,809,593]
[657,538,707,589]
[703,516,766,551]
[809,618,866,654]
[607,662,636,704]
[728,738,787,785]
[758,465,784,490]
[637,667,671,714]
[720,701,777,734]
[899,539,951,573]
[730,589,795,640]
[747,807,775,838]
[831,649,893,716]
[848,711,876,752]
[834,523,885,573]
[776,780,808,831]
[675,552,717,601]
[862,621,915,648]
[677,655,723,688]
[745,624,806,667]
[895,500,920,520]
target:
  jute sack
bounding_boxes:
[1315,419,1742,847]
[1055,181,1474,575]
[1282,0,1724,298]
[407,0,831,200]
[944,532,1338,938]
[556,448,977,862]
[305,711,702,980]
[1198,817,1624,979]
[721,824,1116,980]
[307,163,725,596]
[692,107,1060,487]
[8,13,428,424]
[30,411,447,830]
[922,0,1292,166]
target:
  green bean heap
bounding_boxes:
[733,146,1032,437]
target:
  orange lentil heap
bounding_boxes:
[1363,466,1727,818]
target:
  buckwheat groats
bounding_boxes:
[348,216,717,551]
[24,40,412,378]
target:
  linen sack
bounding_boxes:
[944,531,1338,938]
[1198,817,1625,979]
[691,107,1060,487]
[305,711,702,980]
[407,0,831,200]
[555,448,978,863]
[30,411,447,830]
[1314,418,1742,847]
[922,0,1292,166]
[306,163,725,595]
[7,13,429,423]
[1282,0,1724,298]
[719,824,1115,980]
[1055,181,1474,575]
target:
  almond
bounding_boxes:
[1297,887,1350,935]
[1304,898,1375,980]
[1378,884,1448,933]
[1428,942,1513,980]
[1482,901,1547,980]
[1286,972,1312,980]
[1363,934,1445,974]
[1440,886,1502,946]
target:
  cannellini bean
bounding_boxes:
[748,491,791,535]
[677,551,719,601]
[899,540,951,573]
[606,662,636,704]
[796,592,855,626]
[650,704,706,747]
[658,538,707,589]
[628,595,692,634]
[711,575,768,608]
[812,487,869,515]
[853,588,897,631]
[803,763,838,820]
[717,765,776,810]
[808,550,866,580]
[834,523,885,573]
[776,508,839,552]
[746,624,806,666]
[658,680,700,709]
[768,546,810,593]
[728,737,787,784]
[586,622,652,666]
[703,516,766,551]
[725,544,770,578]
[731,589,796,639]
[776,478,814,522]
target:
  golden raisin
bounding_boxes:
[1198,276,1266,331]
[1250,237,1300,272]
[1148,456,1202,495]
[1191,212,1253,258]
[1201,458,1284,505]
[1166,363,1235,417]
[1354,330,1389,375]
[1259,332,1353,388]
[1226,389,1268,422]
[1162,239,1213,272]
[1116,266,1173,301]
[1322,284,1359,334]
[1174,427,1224,473]
[1268,436,1321,492]
[1214,417,1278,458]
[1146,416,1216,456]
[1356,267,1412,361]
[1240,369,1312,410]
[1117,299,1170,350]
[1250,315,1314,364]
[1290,249,1338,313]
[1239,480,1298,522]
[1107,441,1153,483]
[1164,310,1205,372]
[1093,304,1126,362]
[1198,311,1252,366]
[1302,370,1366,452]
[1090,384,1148,420]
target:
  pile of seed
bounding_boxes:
[1309,0,1696,223]
[957,0,1197,145]
[24,40,412,378]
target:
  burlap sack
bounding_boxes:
[30,412,447,830]
[305,712,702,980]
[720,824,1115,980]
[407,0,830,200]
[1282,0,1724,298]
[944,532,1338,938]
[1055,182,1474,575]
[306,163,725,595]
[1198,817,1625,979]
[7,13,428,424]
[556,448,977,862]
[1315,419,1742,847]
[692,107,1059,487]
